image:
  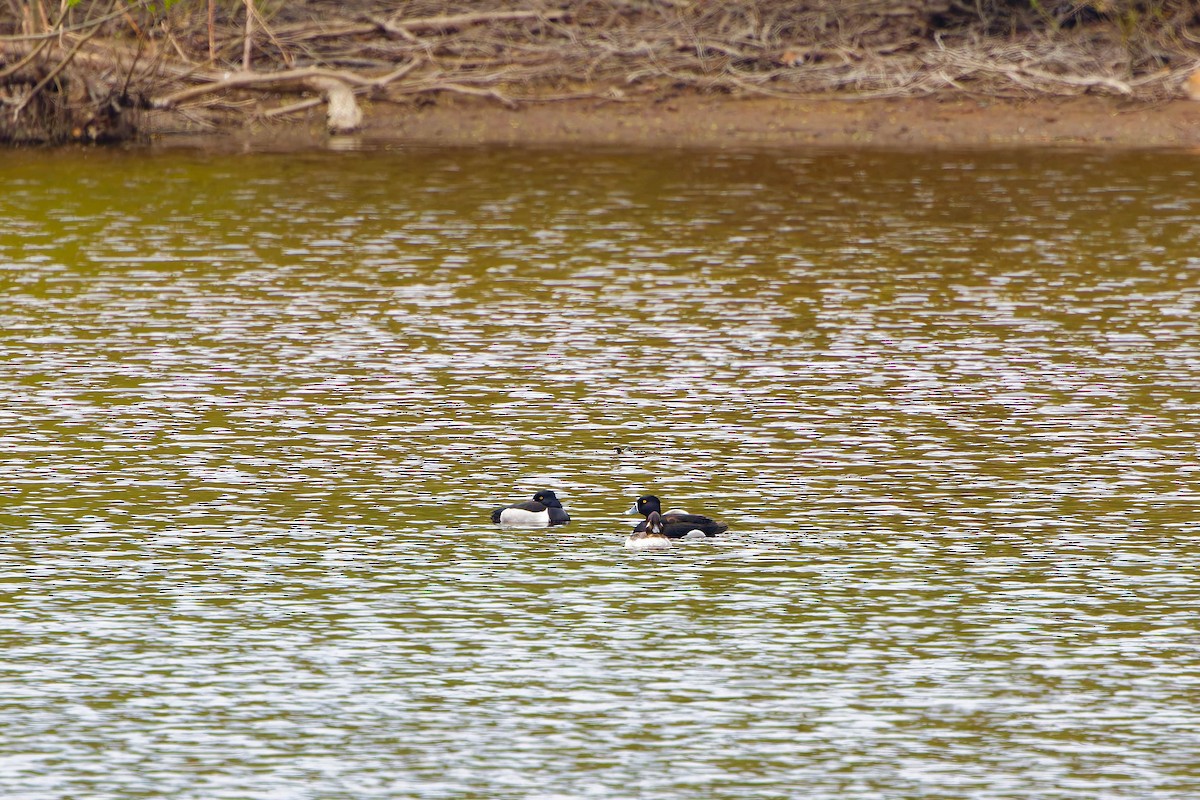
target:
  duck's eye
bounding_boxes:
[533,494,543,501]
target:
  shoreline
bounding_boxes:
[148,94,1200,152]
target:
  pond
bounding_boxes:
[1,143,1198,799]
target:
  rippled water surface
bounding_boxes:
[2,144,1199,799]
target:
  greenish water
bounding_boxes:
[1,144,1198,799]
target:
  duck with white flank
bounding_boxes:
[627,494,728,539]
[490,490,571,527]
[624,510,672,551]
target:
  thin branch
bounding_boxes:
[262,96,323,118]
[247,0,292,67]
[12,26,101,113]
[242,0,254,71]
[152,61,420,108]
[0,36,51,80]
[384,9,569,34]
[207,0,216,64]
[0,0,154,42]
[389,81,518,108]
[272,10,570,43]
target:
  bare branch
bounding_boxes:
[153,62,420,109]
[13,27,102,113]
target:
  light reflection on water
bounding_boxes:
[1,145,1199,799]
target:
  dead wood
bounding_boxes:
[3,0,1199,144]
[152,61,419,132]
[386,9,569,33]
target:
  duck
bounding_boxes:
[624,510,672,551]
[490,490,570,527]
[627,494,728,538]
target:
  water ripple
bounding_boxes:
[0,146,1198,799]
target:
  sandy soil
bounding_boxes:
[341,93,1200,150]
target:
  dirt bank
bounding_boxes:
[345,93,1200,149]
[172,92,1200,151]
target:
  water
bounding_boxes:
[1,144,1199,799]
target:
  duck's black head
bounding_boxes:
[533,490,563,508]
[630,495,662,517]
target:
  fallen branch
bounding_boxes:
[152,61,419,131]
[271,10,570,45]
[154,64,415,106]
[383,9,569,35]
[1017,65,1133,95]
[390,81,518,108]
[263,96,324,118]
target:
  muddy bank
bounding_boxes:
[163,93,1200,150]
[373,94,1200,148]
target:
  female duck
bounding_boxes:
[491,490,571,527]
[624,510,672,551]
[627,494,727,538]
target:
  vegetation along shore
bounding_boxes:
[2,1,1200,147]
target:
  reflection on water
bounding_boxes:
[1,145,1199,799]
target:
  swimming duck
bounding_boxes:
[627,494,727,538]
[624,510,672,551]
[490,490,571,527]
